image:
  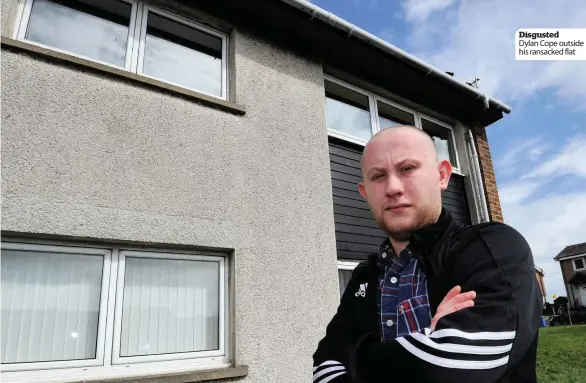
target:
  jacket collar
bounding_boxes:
[408,207,457,255]
[368,207,457,268]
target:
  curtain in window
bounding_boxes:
[1,250,103,363]
[338,269,354,297]
[120,257,219,357]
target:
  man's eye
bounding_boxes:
[401,166,415,173]
[372,173,384,180]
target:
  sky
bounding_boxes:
[311,0,586,301]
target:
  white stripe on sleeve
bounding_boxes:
[313,365,345,381]
[319,371,346,383]
[313,360,342,372]
[409,332,513,355]
[429,328,516,340]
[396,337,510,369]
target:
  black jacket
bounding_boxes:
[313,209,542,383]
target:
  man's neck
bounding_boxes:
[389,207,443,255]
[390,238,409,254]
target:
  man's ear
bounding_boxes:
[438,160,452,190]
[358,181,367,200]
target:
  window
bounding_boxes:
[1,241,229,381]
[377,101,415,130]
[421,118,458,166]
[325,80,373,142]
[13,0,228,99]
[323,76,461,171]
[338,260,360,296]
[574,257,585,270]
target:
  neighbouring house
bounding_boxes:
[535,265,546,307]
[554,242,586,309]
[1,0,511,382]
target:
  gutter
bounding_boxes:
[465,128,490,223]
[279,0,512,116]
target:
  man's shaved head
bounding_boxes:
[360,126,438,172]
[357,126,452,243]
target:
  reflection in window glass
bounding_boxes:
[422,119,456,165]
[25,0,131,67]
[120,257,219,357]
[143,13,223,97]
[1,250,103,363]
[325,81,372,141]
[377,101,415,130]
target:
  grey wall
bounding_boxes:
[1,21,341,383]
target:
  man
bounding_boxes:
[312,126,541,383]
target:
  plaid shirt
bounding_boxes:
[377,238,432,342]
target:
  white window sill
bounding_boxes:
[1,37,246,116]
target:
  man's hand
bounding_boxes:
[430,285,476,331]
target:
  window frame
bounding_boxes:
[324,76,377,146]
[337,259,360,296]
[111,250,227,365]
[0,242,113,373]
[12,0,229,100]
[420,115,461,172]
[133,4,228,99]
[1,240,231,382]
[323,75,462,173]
[14,0,139,71]
[573,256,586,271]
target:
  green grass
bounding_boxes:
[537,325,586,383]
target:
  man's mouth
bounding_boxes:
[385,204,411,211]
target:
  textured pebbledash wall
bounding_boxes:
[1,22,340,383]
[473,127,504,223]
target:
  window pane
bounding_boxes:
[142,13,223,97]
[421,119,457,165]
[338,269,353,297]
[576,259,585,269]
[377,101,415,130]
[325,81,372,142]
[25,0,131,67]
[1,249,103,363]
[120,257,220,357]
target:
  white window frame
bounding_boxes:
[111,250,226,365]
[0,242,112,373]
[12,0,229,100]
[337,259,361,271]
[323,75,463,174]
[420,114,461,173]
[1,240,230,383]
[324,76,376,147]
[573,256,586,271]
[337,259,360,295]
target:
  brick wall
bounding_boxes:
[535,271,546,298]
[473,127,504,222]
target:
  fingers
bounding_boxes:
[448,290,476,305]
[442,285,462,302]
[452,299,475,312]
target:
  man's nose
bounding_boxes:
[385,173,404,196]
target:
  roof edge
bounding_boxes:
[278,0,513,117]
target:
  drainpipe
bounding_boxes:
[465,128,490,223]
[278,0,512,115]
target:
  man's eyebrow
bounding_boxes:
[366,167,386,176]
[396,158,420,167]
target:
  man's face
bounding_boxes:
[358,127,452,241]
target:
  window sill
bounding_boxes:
[0,37,246,116]
[2,365,248,383]
[103,366,249,383]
